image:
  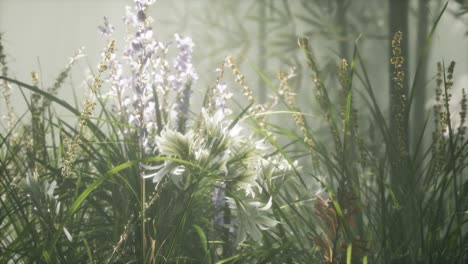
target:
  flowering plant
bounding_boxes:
[95,0,298,260]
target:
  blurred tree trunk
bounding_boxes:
[412,0,429,159]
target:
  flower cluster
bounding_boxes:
[150,108,295,242]
[101,0,197,154]
[207,61,232,117]
[98,0,298,244]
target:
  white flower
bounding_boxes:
[156,129,194,158]
[226,196,279,243]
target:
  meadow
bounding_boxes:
[0,1,467,263]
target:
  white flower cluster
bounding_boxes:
[150,108,297,242]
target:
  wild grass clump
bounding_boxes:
[287,3,467,262]
[0,1,466,264]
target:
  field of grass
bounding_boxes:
[0,1,466,263]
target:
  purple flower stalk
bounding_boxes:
[101,0,198,155]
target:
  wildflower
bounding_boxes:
[0,34,16,130]
[226,196,278,243]
[97,0,288,246]
[172,34,198,87]
[101,0,199,154]
[226,56,255,104]
[61,40,113,178]
[170,34,198,131]
[431,63,466,139]
[98,16,114,37]
[390,31,408,162]
[213,82,233,116]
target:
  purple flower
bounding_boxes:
[169,34,198,130]
[98,16,114,36]
[214,82,232,116]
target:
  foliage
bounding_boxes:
[0,0,467,263]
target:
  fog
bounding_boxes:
[1,0,468,125]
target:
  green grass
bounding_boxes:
[0,2,467,264]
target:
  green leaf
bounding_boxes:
[346,243,352,264]
[193,224,211,263]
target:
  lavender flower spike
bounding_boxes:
[170,34,198,130]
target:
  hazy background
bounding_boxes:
[1,0,468,129]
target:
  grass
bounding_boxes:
[0,1,467,263]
